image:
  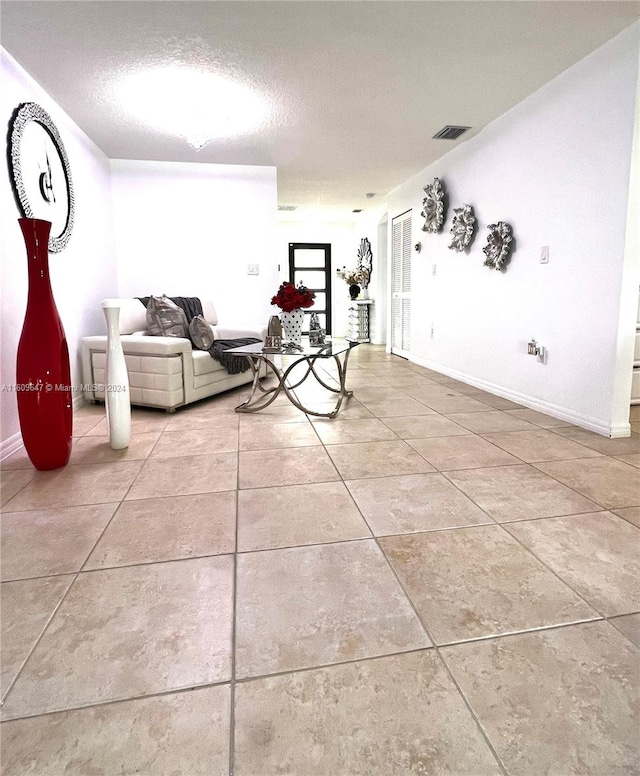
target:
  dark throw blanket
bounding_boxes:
[208,338,261,374]
[137,296,259,374]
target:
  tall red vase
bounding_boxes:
[16,218,73,470]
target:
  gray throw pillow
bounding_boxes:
[146,296,189,338]
[189,314,215,350]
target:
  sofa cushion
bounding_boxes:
[189,315,215,350]
[146,296,189,338]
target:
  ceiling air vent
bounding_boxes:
[433,125,471,140]
[278,205,297,211]
[352,209,362,213]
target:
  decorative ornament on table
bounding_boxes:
[421,177,445,233]
[308,312,325,347]
[448,204,476,252]
[482,222,513,271]
[263,315,283,352]
[271,281,315,345]
[16,218,73,470]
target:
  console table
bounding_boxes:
[227,340,359,418]
[347,299,373,343]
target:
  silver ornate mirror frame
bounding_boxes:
[8,102,75,253]
[448,204,475,252]
[421,177,445,233]
[357,237,373,287]
[482,221,513,270]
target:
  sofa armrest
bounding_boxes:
[83,334,193,356]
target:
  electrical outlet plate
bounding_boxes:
[247,264,259,275]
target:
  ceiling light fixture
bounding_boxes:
[117,66,270,150]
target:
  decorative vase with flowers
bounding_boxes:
[271,281,316,345]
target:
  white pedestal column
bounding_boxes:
[102,299,131,450]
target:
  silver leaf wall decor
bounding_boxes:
[448,204,475,252]
[482,222,513,270]
[421,177,445,233]
[357,237,373,288]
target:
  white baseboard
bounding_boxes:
[1,431,24,461]
[408,354,630,438]
[1,394,87,461]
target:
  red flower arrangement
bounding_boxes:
[271,281,316,313]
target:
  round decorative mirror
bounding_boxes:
[8,102,75,252]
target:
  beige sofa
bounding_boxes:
[82,298,266,411]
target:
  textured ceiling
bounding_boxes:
[2,1,639,213]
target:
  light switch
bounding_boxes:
[247,264,259,275]
[432,264,437,276]
[540,246,549,264]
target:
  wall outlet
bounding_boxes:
[247,264,259,275]
[430,324,434,339]
[432,264,437,276]
[540,246,549,264]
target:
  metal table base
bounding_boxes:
[232,342,357,418]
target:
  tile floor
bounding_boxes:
[1,346,639,775]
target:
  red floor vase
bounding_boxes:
[16,218,73,470]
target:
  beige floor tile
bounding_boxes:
[4,462,143,512]
[126,453,237,500]
[234,651,501,776]
[505,512,640,616]
[1,685,231,776]
[0,448,35,470]
[609,613,640,647]
[313,418,399,445]
[238,482,370,551]
[86,492,236,568]
[359,398,437,418]
[2,556,233,719]
[381,526,597,644]
[505,408,574,428]
[401,386,462,402]
[380,414,471,439]
[408,435,521,471]
[552,426,640,456]
[346,473,492,536]
[632,421,640,434]
[352,386,405,403]
[74,402,107,417]
[239,421,320,451]
[467,395,525,410]
[535,457,640,509]
[420,395,496,414]
[444,411,538,433]
[611,506,640,528]
[165,409,239,430]
[446,465,599,522]
[630,406,640,422]
[441,622,639,776]
[72,416,106,437]
[238,404,309,425]
[615,452,640,468]
[481,429,602,463]
[1,469,36,507]
[69,432,161,464]
[235,540,430,678]
[151,427,238,457]
[326,440,435,480]
[86,414,170,436]
[238,446,339,489]
[308,400,375,421]
[1,576,74,697]
[1,504,117,581]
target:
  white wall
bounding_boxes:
[111,160,278,326]
[386,23,640,436]
[1,49,117,457]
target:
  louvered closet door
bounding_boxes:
[391,211,412,357]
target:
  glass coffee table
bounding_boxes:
[227,340,359,418]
